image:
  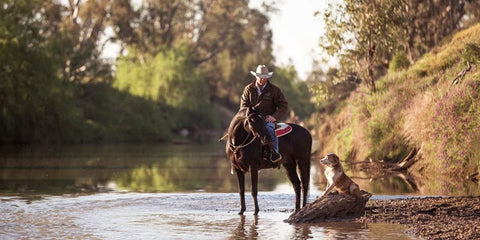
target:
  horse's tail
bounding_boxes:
[288,123,312,205]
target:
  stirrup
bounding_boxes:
[271,151,282,163]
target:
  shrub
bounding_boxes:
[389,51,410,72]
[462,43,480,65]
[429,78,480,176]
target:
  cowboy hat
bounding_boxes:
[250,65,273,78]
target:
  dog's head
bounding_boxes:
[320,153,341,167]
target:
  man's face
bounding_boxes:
[256,77,268,87]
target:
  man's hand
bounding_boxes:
[265,115,276,123]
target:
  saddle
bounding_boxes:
[275,123,292,137]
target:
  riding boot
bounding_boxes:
[271,150,282,163]
[269,143,282,163]
[266,122,282,163]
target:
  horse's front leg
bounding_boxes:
[251,169,259,215]
[236,169,246,215]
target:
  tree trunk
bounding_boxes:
[285,191,372,224]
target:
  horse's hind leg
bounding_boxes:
[299,157,310,208]
[251,169,259,215]
[235,169,246,215]
[285,159,302,211]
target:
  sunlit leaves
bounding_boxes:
[114,45,208,110]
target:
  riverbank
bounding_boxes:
[357,196,480,239]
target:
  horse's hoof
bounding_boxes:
[254,210,259,215]
[238,210,245,215]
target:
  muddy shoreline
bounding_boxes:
[356,196,480,239]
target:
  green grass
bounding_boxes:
[317,23,480,181]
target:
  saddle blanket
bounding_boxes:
[275,123,292,137]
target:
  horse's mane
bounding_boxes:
[227,108,269,146]
[227,108,248,139]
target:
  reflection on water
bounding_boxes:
[1,142,479,196]
[0,142,440,239]
[0,142,285,194]
[0,193,418,240]
[312,158,480,197]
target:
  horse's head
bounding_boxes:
[245,107,269,145]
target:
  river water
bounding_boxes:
[0,142,427,239]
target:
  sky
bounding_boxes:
[249,0,331,80]
[101,0,332,80]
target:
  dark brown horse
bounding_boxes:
[226,107,311,215]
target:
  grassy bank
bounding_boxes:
[316,24,480,193]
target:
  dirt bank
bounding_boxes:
[356,196,480,239]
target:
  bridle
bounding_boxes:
[229,116,262,172]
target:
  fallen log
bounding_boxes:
[391,148,417,171]
[285,191,372,224]
[450,61,471,87]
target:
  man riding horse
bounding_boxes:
[240,64,288,163]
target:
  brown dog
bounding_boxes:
[320,153,364,199]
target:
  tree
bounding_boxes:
[319,0,405,92]
[464,1,480,27]
[308,65,359,113]
[40,0,113,84]
[109,0,275,106]
[0,0,77,142]
[199,6,274,105]
[114,45,208,110]
[317,0,475,93]
[273,66,314,119]
[401,0,471,63]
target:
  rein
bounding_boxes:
[230,132,257,151]
[229,128,258,173]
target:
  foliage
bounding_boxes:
[315,23,480,185]
[308,67,359,113]
[429,78,480,175]
[464,1,480,27]
[198,7,275,105]
[316,0,474,94]
[115,46,208,109]
[0,0,78,143]
[40,0,113,83]
[108,0,275,106]
[330,126,353,162]
[113,45,219,133]
[1,0,309,143]
[389,51,410,73]
[462,43,480,65]
[76,83,174,142]
[319,0,405,92]
[272,66,314,119]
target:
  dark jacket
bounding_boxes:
[240,81,288,120]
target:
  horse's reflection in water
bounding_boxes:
[292,224,313,240]
[229,215,316,240]
[230,215,258,239]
